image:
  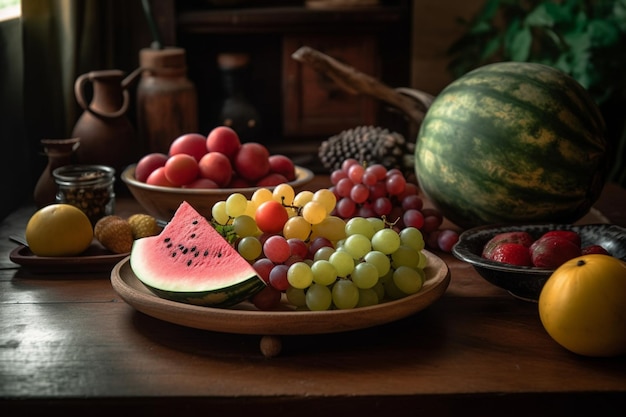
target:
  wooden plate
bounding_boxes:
[10,243,128,274]
[110,250,450,336]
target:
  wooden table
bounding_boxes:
[1,179,625,417]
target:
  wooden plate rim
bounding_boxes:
[110,251,450,335]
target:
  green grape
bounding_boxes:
[273,183,295,205]
[393,266,425,295]
[302,201,327,225]
[287,262,314,289]
[225,193,248,217]
[371,228,401,254]
[251,188,273,207]
[286,286,307,307]
[313,246,335,261]
[379,269,393,284]
[243,200,257,218]
[356,288,379,307]
[232,215,258,237]
[306,283,332,311]
[367,217,385,233]
[311,259,338,286]
[237,236,262,260]
[383,274,407,300]
[328,250,355,277]
[417,251,427,269]
[343,234,371,259]
[363,250,391,277]
[311,215,347,242]
[351,262,379,289]
[372,281,385,302]
[283,215,311,240]
[211,201,229,225]
[391,245,420,269]
[312,188,337,214]
[332,279,359,309]
[293,190,314,207]
[345,217,375,239]
[399,227,425,252]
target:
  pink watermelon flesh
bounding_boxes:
[130,201,265,306]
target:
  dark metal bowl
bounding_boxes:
[452,223,626,302]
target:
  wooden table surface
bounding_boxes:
[1,179,625,417]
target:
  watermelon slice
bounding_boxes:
[130,201,265,307]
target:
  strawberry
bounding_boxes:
[581,244,610,255]
[489,243,533,267]
[482,231,534,259]
[538,230,581,247]
[530,236,581,268]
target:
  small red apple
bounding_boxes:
[256,173,288,187]
[268,154,296,181]
[169,133,208,161]
[233,142,270,182]
[146,166,175,187]
[206,126,241,161]
[135,152,168,182]
[198,151,233,187]
[183,178,220,189]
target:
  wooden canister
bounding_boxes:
[136,47,198,154]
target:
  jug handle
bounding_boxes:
[75,72,130,119]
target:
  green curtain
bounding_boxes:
[4,0,152,220]
[21,0,144,151]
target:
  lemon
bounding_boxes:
[25,204,93,256]
[539,254,626,357]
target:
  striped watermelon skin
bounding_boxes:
[415,62,607,229]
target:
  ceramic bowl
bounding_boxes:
[121,164,314,221]
[452,223,626,302]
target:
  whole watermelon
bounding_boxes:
[415,62,607,229]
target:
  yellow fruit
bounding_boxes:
[94,215,134,254]
[538,254,626,357]
[127,213,159,239]
[25,204,93,257]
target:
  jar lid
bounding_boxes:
[53,165,115,186]
[140,47,187,69]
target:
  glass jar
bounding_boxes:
[53,164,115,224]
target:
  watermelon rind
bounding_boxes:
[415,61,607,229]
[130,201,265,308]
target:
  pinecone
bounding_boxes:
[318,126,414,173]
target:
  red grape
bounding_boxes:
[263,235,291,264]
[437,229,460,252]
[269,264,290,291]
[251,285,282,310]
[252,258,274,283]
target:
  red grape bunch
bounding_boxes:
[328,158,459,253]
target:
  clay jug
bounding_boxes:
[33,137,80,208]
[72,70,137,175]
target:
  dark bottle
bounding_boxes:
[217,53,261,142]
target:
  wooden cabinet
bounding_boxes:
[282,34,378,137]
[166,2,411,166]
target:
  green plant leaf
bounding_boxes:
[525,3,555,27]
[508,27,532,61]
[589,19,620,47]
